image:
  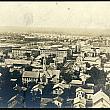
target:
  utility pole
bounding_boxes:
[22,87,27,108]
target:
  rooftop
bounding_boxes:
[70,80,82,85]
[53,83,65,90]
[92,89,110,104]
[22,71,40,78]
[83,57,100,62]
[32,84,45,90]
[5,59,31,65]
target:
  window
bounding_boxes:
[79,95,82,99]
[55,89,58,94]
[82,93,85,97]
[58,103,60,106]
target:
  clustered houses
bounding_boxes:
[1,32,110,108]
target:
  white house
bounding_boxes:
[74,87,86,108]
[92,89,110,108]
[53,83,65,95]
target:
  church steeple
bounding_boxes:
[43,55,46,71]
[75,39,81,53]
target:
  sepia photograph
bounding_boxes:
[0,1,110,108]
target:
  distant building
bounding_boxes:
[12,47,39,59]
[22,69,60,85]
[5,59,31,72]
[40,46,69,62]
[22,71,40,85]
[83,57,101,67]
[5,59,31,66]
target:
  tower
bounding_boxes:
[75,40,81,53]
[43,55,46,71]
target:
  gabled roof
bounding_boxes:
[47,69,60,78]
[8,95,17,103]
[61,80,66,84]
[53,83,65,90]
[76,87,85,92]
[32,84,45,90]
[35,54,45,60]
[92,89,110,104]
[40,69,60,79]
[22,68,60,79]
[8,94,24,103]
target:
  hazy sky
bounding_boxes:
[0,2,110,29]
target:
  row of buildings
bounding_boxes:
[1,32,110,108]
